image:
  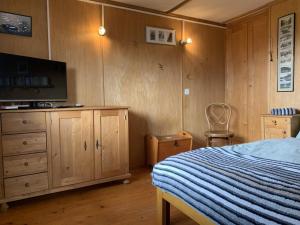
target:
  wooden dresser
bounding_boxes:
[146,131,192,166]
[261,114,300,139]
[0,106,130,208]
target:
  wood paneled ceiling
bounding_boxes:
[113,0,274,23]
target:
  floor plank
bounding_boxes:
[0,168,197,225]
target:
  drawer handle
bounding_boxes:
[174,141,179,147]
[23,141,28,145]
[283,131,287,135]
[24,162,29,166]
[22,120,28,124]
[272,120,277,125]
[25,183,30,188]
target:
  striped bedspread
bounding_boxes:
[152,147,300,225]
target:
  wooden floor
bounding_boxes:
[0,168,197,225]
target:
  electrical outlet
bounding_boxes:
[184,88,190,96]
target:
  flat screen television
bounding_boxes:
[0,52,67,102]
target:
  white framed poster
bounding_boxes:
[277,13,295,92]
[146,26,176,46]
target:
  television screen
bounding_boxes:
[0,53,67,102]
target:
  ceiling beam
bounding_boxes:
[165,0,192,14]
[88,0,226,28]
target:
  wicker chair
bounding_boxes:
[204,103,234,147]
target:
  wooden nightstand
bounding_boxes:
[261,114,300,139]
[146,131,193,166]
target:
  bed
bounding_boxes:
[152,138,300,225]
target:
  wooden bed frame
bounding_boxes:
[157,188,216,225]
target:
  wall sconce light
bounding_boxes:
[99,5,106,36]
[180,21,192,45]
[99,26,106,36]
[180,38,192,45]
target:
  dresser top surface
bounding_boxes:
[0,106,129,113]
[261,114,300,118]
[155,135,192,142]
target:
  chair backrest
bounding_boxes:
[205,103,232,131]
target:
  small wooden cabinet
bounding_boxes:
[147,131,192,166]
[261,114,300,139]
[0,107,130,206]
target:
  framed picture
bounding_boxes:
[146,26,176,46]
[277,13,295,92]
[0,11,32,37]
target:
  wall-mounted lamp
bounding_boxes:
[99,5,106,36]
[180,21,192,45]
[180,38,192,45]
[99,26,106,36]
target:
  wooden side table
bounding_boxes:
[261,114,300,139]
[146,131,193,166]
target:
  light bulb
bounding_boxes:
[99,26,106,36]
[180,38,193,45]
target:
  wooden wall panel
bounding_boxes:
[270,0,300,109]
[183,23,225,148]
[49,0,104,105]
[0,0,48,59]
[0,0,226,168]
[103,7,183,168]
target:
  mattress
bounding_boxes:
[152,147,300,225]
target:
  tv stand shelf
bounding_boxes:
[0,106,130,207]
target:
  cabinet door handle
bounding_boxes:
[96,140,100,150]
[84,141,87,151]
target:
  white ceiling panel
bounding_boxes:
[173,0,274,22]
[114,0,274,23]
[113,0,184,12]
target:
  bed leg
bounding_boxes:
[157,189,170,225]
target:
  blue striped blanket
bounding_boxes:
[152,147,300,225]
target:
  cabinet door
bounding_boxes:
[226,23,249,143]
[51,111,94,187]
[247,11,269,141]
[94,110,129,179]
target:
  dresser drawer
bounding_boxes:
[263,117,290,129]
[1,112,46,134]
[264,128,290,139]
[4,173,48,198]
[158,139,191,161]
[2,132,46,156]
[3,153,48,178]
